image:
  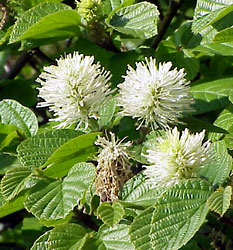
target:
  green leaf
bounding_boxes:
[207,186,232,217]
[43,132,100,178]
[97,202,125,227]
[208,104,233,141]
[194,42,233,56]
[192,0,233,35]
[108,2,159,39]
[24,162,96,222]
[98,97,117,129]
[81,236,106,250]
[199,141,232,186]
[47,224,87,249]
[213,26,233,43]
[120,172,165,207]
[30,231,50,250]
[0,192,25,218]
[130,179,213,250]
[190,78,233,114]
[0,123,23,153]
[17,129,82,168]
[0,99,38,137]
[98,224,135,250]
[10,2,80,43]
[1,166,32,200]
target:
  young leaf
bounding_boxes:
[98,224,135,250]
[97,202,125,227]
[9,2,80,43]
[190,78,233,114]
[42,132,100,178]
[207,186,232,217]
[130,179,213,250]
[1,166,32,201]
[0,99,38,137]
[24,162,96,222]
[108,2,159,39]
[17,129,82,168]
[199,141,232,186]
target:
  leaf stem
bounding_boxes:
[151,0,184,50]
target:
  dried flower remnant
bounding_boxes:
[143,127,213,187]
[117,57,194,130]
[37,52,113,130]
[95,132,132,202]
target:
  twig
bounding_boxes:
[152,0,184,50]
[34,48,54,64]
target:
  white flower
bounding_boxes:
[117,57,193,130]
[37,52,113,129]
[95,132,132,201]
[143,127,213,187]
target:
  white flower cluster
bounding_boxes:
[37,52,212,188]
[117,57,193,129]
[143,127,213,187]
[37,52,113,129]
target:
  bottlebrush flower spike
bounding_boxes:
[143,127,213,187]
[117,57,193,130]
[37,52,114,130]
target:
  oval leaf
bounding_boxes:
[17,129,82,168]
[190,78,233,114]
[130,179,213,250]
[43,132,100,178]
[9,2,71,43]
[108,2,159,39]
[24,162,96,222]
[0,99,38,137]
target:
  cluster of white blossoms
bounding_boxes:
[143,127,213,187]
[95,132,132,202]
[37,52,113,129]
[117,57,194,129]
[37,52,212,188]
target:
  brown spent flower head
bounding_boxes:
[95,132,132,202]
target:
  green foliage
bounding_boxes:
[199,141,232,186]
[130,179,213,250]
[97,202,125,226]
[207,186,232,217]
[24,162,96,223]
[0,99,38,137]
[17,129,82,168]
[190,78,233,114]
[1,0,233,249]
[108,2,159,39]
[9,2,80,44]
